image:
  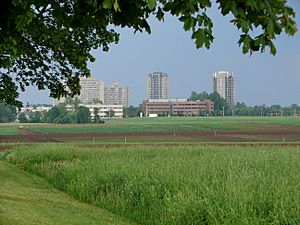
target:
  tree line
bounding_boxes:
[1,98,300,124]
[190,91,300,117]
[0,103,17,122]
[18,104,105,124]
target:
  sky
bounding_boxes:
[20,1,300,107]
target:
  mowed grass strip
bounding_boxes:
[1,143,300,225]
[0,128,21,135]
[0,161,136,225]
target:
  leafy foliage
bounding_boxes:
[190,91,227,115]
[18,112,28,123]
[190,91,300,116]
[28,111,43,123]
[0,102,16,122]
[123,105,140,118]
[76,106,91,123]
[106,109,115,118]
[47,104,68,123]
[0,0,297,106]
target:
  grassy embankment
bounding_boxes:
[1,143,300,224]
[0,160,136,225]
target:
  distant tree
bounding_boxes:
[207,92,227,115]
[190,91,209,101]
[76,106,91,123]
[92,98,103,104]
[68,111,77,124]
[123,106,139,118]
[290,104,300,116]
[0,103,16,122]
[93,108,105,123]
[47,104,68,123]
[74,97,81,111]
[190,91,227,116]
[190,91,199,101]
[18,112,28,123]
[41,110,48,123]
[55,114,72,124]
[47,106,62,123]
[64,96,75,105]
[269,104,282,116]
[28,111,42,123]
[64,96,81,110]
[106,109,115,118]
[235,102,250,116]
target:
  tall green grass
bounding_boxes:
[1,144,300,224]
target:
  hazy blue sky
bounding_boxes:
[20,1,300,106]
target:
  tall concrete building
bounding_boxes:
[78,77,104,104]
[104,82,131,107]
[213,71,236,106]
[146,72,169,99]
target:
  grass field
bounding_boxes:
[0,160,135,225]
[24,116,300,134]
[1,117,300,224]
[105,116,300,126]
[29,122,252,134]
[0,128,21,136]
[1,143,299,225]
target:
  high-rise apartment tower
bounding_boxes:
[213,71,236,106]
[104,82,131,107]
[78,77,104,104]
[146,72,169,99]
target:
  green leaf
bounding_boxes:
[192,29,205,48]
[240,19,249,33]
[148,0,156,11]
[113,0,121,12]
[179,16,194,31]
[156,7,164,21]
[163,2,173,12]
[269,41,277,55]
[265,18,274,34]
[102,0,113,9]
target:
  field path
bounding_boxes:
[0,161,136,225]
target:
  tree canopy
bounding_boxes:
[0,0,297,106]
[76,106,91,123]
[0,103,16,122]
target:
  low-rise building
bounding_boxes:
[82,104,123,118]
[63,104,123,118]
[20,105,52,114]
[142,99,214,117]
